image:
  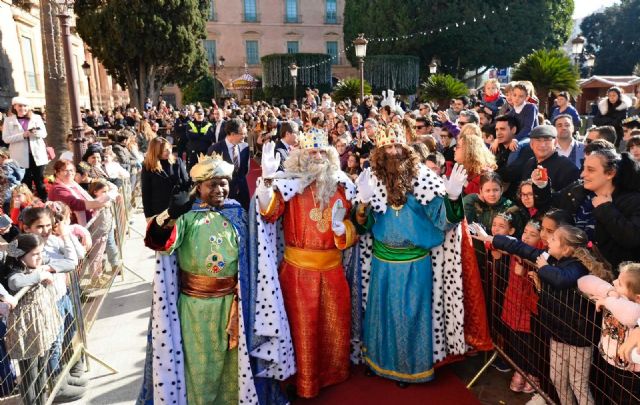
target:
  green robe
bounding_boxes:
[170,210,238,405]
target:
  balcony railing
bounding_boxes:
[325,13,340,24]
[284,14,302,24]
[243,12,260,23]
[208,11,217,21]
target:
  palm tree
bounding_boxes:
[39,0,72,163]
[332,78,372,103]
[511,49,580,115]
[419,74,468,110]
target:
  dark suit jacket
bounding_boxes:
[274,140,290,172]
[207,140,250,210]
[212,120,227,144]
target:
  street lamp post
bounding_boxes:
[81,61,94,111]
[57,3,86,165]
[429,58,438,75]
[353,33,368,102]
[585,54,596,77]
[289,63,298,106]
[571,34,586,66]
[213,55,225,104]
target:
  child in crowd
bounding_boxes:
[476,225,611,405]
[578,262,640,403]
[47,201,92,252]
[463,172,523,236]
[9,184,36,225]
[88,179,121,271]
[502,220,544,393]
[3,233,62,404]
[102,146,130,182]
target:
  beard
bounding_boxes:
[371,146,419,207]
[303,159,338,208]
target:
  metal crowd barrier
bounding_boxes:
[468,240,640,405]
[0,182,135,404]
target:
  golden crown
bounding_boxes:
[376,124,406,148]
[299,127,329,150]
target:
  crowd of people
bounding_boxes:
[2,77,640,404]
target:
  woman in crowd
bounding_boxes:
[1,97,49,200]
[593,86,632,146]
[140,137,189,220]
[453,128,497,194]
[48,159,111,226]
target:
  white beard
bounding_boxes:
[303,160,338,208]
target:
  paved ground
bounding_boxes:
[71,206,537,404]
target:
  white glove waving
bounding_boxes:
[261,141,280,178]
[355,168,376,203]
[331,199,347,236]
[444,163,467,200]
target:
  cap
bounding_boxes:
[529,125,557,139]
[195,108,204,114]
[11,96,29,106]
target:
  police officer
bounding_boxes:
[185,108,214,171]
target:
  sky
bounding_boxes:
[573,0,619,19]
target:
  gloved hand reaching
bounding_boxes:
[355,168,375,204]
[331,199,347,236]
[167,187,194,219]
[261,141,281,178]
[444,163,467,200]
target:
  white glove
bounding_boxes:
[256,178,274,212]
[356,168,376,203]
[261,141,281,179]
[444,163,467,200]
[0,294,17,309]
[331,200,347,236]
[469,222,489,238]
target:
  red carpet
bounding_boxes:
[248,158,261,196]
[298,366,480,405]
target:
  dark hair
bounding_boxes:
[88,179,109,197]
[411,143,430,164]
[479,171,503,189]
[481,124,496,138]
[415,117,432,127]
[517,179,534,201]
[594,126,618,145]
[622,120,640,130]
[22,207,53,228]
[584,138,615,154]
[426,152,445,169]
[5,233,44,270]
[557,225,613,281]
[225,117,246,135]
[455,96,469,106]
[556,91,570,101]
[494,114,520,133]
[553,114,574,125]
[542,208,574,226]
[278,121,297,140]
[54,159,74,174]
[626,135,640,150]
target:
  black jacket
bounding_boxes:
[207,141,250,210]
[534,180,640,270]
[274,140,290,172]
[492,235,596,346]
[522,151,580,192]
[495,142,534,199]
[141,158,190,218]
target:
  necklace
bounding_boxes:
[390,204,404,217]
[309,186,331,232]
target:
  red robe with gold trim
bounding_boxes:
[262,183,356,398]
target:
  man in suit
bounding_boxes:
[207,117,250,210]
[274,120,299,171]
[211,107,227,144]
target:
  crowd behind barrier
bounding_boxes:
[0,182,132,404]
[472,241,640,405]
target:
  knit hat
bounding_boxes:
[11,96,29,106]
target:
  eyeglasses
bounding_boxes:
[416,125,426,130]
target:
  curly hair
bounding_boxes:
[557,225,613,282]
[457,132,497,176]
[370,144,420,207]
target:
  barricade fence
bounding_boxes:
[0,180,135,404]
[471,240,640,405]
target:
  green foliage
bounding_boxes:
[364,55,420,95]
[332,78,372,102]
[182,75,224,106]
[419,74,468,108]
[581,1,640,75]
[262,53,333,102]
[74,0,209,108]
[344,0,574,78]
[511,49,580,112]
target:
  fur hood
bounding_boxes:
[598,94,632,115]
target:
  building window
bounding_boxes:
[21,36,38,92]
[243,0,257,22]
[326,41,339,65]
[204,40,217,65]
[286,41,299,54]
[285,0,298,23]
[208,0,217,20]
[325,0,337,24]
[246,40,259,65]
